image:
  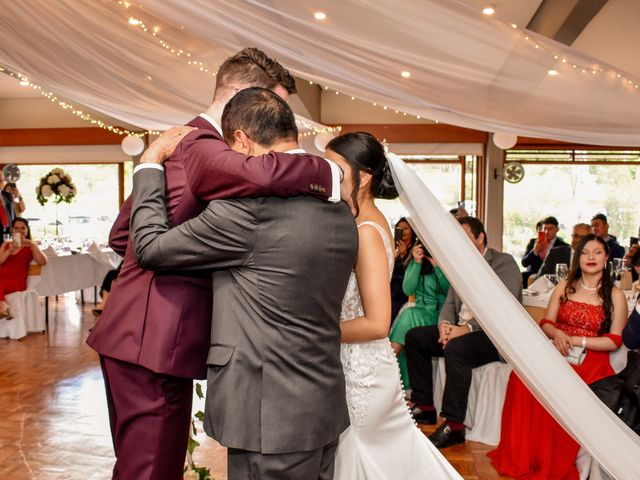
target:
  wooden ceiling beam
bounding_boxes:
[334,124,488,143]
[0,127,125,146]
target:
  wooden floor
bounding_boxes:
[0,296,508,480]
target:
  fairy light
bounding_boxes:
[502,18,640,91]
[111,0,441,127]
[0,66,157,137]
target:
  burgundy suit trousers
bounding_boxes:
[100,356,193,480]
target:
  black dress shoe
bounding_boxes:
[412,408,437,425]
[428,422,465,448]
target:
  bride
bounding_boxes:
[325,132,462,480]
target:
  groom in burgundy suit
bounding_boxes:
[87,48,344,479]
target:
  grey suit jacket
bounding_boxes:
[130,169,358,454]
[438,247,522,331]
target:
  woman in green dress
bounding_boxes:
[390,242,450,388]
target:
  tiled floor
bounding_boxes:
[0,294,506,479]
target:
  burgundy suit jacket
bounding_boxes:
[86,116,333,379]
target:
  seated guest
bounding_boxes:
[405,216,522,448]
[391,218,417,323]
[91,261,123,318]
[521,220,542,287]
[489,234,627,478]
[522,218,567,287]
[539,222,592,276]
[0,218,47,318]
[390,241,450,388]
[591,213,625,259]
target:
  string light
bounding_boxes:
[110,0,440,127]
[111,1,437,125]
[0,66,156,137]
[508,22,640,91]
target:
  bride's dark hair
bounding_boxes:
[326,132,398,213]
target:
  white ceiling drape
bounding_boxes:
[1,0,640,145]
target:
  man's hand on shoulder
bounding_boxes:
[140,126,197,165]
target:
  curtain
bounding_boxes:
[1,1,639,144]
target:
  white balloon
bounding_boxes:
[492,132,518,150]
[121,135,145,156]
[313,131,337,152]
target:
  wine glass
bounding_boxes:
[613,258,624,280]
[555,263,568,283]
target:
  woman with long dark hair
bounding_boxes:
[0,218,47,318]
[489,234,627,479]
[325,131,461,480]
[390,241,449,388]
[390,217,417,323]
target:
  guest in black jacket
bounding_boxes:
[521,217,567,286]
[591,213,625,259]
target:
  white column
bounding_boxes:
[483,134,505,251]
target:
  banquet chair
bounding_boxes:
[0,264,45,339]
[432,358,512,445]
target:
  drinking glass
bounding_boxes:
[2,233,11,244]
[555,263,568,283]
[613,258,624,280]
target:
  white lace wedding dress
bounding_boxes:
[334,221,462,480]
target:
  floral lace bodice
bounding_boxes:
[556,299,606,337]
[340,221,398,426]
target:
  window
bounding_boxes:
[503,150,640,264]
[376,155,479,225]
[14,163,127,242]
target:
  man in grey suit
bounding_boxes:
[130,87,358,479]
[405,216,522,448]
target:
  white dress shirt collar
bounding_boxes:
[198,113,222,137]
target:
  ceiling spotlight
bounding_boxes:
[482,5,495,15]
[128,17,141,25]
[19,80,30,86]
[401,71,411,78]
[547,70,558,76]
[314,11,327,21]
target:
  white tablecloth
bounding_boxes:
[27,249,121,296]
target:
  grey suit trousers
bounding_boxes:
[227,438,339,480]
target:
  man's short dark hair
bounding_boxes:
[542,216,559,227]
[221,87,298,147]
[458,216,487,246]
[215,47,297,97]
[592,213,608,224]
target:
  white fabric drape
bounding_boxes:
[387,152,640,479]
[1,1,640,144]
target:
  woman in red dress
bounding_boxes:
[489,234,627,479]
[0,218,47,318]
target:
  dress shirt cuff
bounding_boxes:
[133,163,164,174]
[325,159,341,203]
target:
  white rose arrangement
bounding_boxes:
[36,168,77,206]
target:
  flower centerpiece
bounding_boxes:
[36,167,77,206]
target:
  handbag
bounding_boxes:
[590,350,640,435]
[566,345,586,365]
